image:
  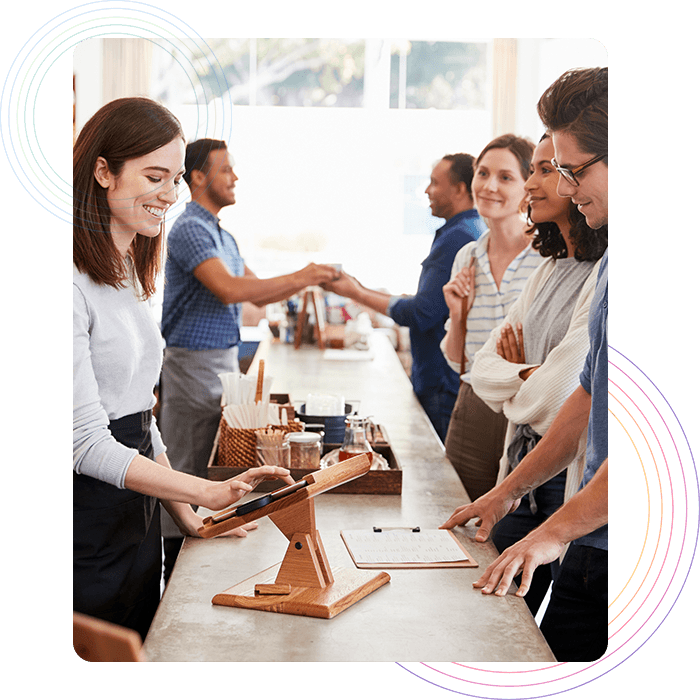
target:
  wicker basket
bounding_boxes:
[217,417,304,467]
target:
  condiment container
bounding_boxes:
[288,432,322,470]
[339,416,373,462]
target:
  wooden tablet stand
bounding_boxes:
[198,455,390,619]
[294,286,327,350]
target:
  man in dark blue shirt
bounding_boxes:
[326,154,486,442]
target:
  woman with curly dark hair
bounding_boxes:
[463,133,607,616]
[528,151,607,264]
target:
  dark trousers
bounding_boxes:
[416,385,458,444]
[73,411,161,642]
[539,544,608,661]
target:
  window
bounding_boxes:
[153,38,365,108]
[390,40,488,110]
[147,37,495,292]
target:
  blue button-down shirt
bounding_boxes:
[162,202,245,350]
[388,208,487,397]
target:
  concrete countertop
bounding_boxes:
[142,332,554,662]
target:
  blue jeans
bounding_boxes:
[491,469,568,615]
[416,387,457,443]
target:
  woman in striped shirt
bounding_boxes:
[440,134,541,500]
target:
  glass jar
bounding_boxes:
[339,416,372,462]
[288,432,322,470]
[255,430,290,468]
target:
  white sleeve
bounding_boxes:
[73,284,137,488]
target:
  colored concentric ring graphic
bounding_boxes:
[397,346,698,697]
[1,1,233,227]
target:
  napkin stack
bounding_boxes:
[218,371,288,429]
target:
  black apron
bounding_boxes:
[73,410,161,642]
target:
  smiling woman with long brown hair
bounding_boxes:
[73,97,293,640]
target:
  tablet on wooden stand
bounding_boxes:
[198,454,390,619]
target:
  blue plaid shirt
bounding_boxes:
[161,202,244,350]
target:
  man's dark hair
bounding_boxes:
[184,138,228,186]
[537,67,607,161]
[442,153,476,194]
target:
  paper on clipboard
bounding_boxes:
[341,529,478,569]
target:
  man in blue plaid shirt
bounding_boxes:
[159,139,339,580]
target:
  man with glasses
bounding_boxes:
[441,67,608,661]
[552,152,608,231]
[553,152,607,183]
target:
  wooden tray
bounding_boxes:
[207,430,402,495]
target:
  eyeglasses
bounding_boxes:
[551,153,607,186]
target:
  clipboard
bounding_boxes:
[340,528,478,569]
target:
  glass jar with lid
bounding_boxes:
[287,432,322,470]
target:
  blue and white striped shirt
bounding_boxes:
[441,231,542,383]
[161,202,245,350]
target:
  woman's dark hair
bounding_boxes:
[528,135,607,261]
[529,204,607,262]
[73,97,184,297]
